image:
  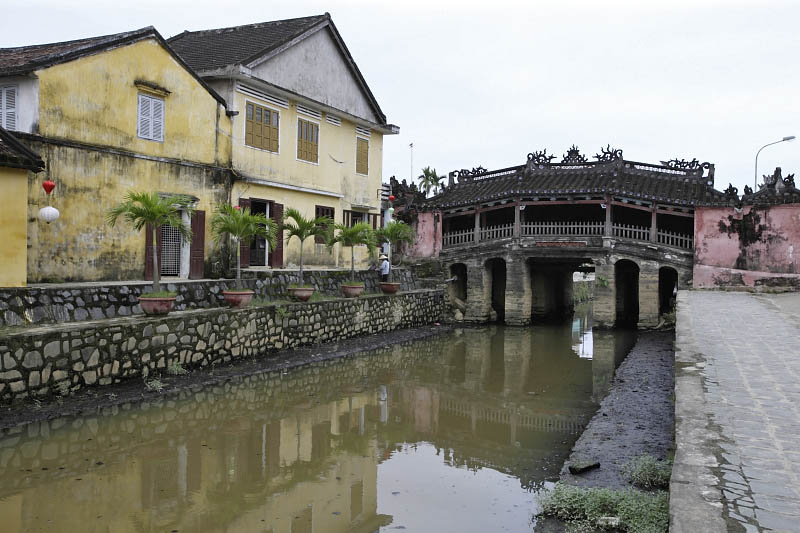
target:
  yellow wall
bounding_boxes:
[229,90,383,269]
[0,167,29,287]
[25,38,233,282]
[36,38,231,166]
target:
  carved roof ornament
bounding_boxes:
[594,145,623,162]
[527,149,556,166]
[471,165,487,175]
[562,145,588,164]
[724,183,739,200]
[743,185,754,196]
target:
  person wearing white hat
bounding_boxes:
[379,254,390,282]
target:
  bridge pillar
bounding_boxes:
[464,264,490,322]
[593,262,616,328]
[638,261,660,328]
[504,257,531,325]
[562,271,574,316]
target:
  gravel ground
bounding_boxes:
[560,330,675,488]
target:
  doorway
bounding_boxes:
[250,200,270,267]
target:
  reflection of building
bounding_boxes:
[0,317,633,531]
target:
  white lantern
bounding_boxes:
[38,206,60,224]
[387,207,395,214]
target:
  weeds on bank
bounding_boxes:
[538,483,669,533]
[622,455,672,490]
[144,377,164,392]
[166,361,188,376]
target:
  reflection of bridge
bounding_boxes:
[404,146,729,327]
[439,396,586,433]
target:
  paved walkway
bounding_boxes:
[673,291,800,532]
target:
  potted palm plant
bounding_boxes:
[210,204,277,308]
[375,220,414,294]
[327,222,376,298]
[282,208,333,301]
[107,191,194,315]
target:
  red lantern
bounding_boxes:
[234,205,241,210]
[42,180,56,195]
[388,195,395,202]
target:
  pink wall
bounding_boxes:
[406,211,442,259]
[694,205,800,289]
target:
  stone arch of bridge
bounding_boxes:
[658,266,679,315]
[614,259,640,328]
[484,257,507,323]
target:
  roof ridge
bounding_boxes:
[168,14,327,41]
[0,26,155,52]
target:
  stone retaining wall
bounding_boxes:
[0,289,444,404]
[0,268,415,327]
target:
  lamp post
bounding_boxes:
[755,136,795,190]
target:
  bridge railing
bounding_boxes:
[441,221,693,250]
[522,221,604,236]
[442,228,475,247]
[657,229,693,249]
[612,223,650,242]
[480,223,514,241]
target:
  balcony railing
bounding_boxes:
[442,220,693,251]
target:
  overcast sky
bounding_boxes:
[4,0,800,194]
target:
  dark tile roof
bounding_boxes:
[0,127,44,171]
[425,159,728,210]
[0,27,156,76]
[167,15,327,72]
[741,169,800,206]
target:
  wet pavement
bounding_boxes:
[674,291,800,532]
[0,304,636,533]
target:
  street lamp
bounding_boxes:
[755,136,795,190]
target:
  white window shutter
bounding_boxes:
[151,98,164,142]
[137,94,151,139]
[2,87,17,131]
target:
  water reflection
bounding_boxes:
[0,305,634,532]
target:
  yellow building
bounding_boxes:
[169,14,399,269]
[0,128,44,287]
[0,27,233,282]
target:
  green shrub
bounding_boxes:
[538,483,669,533]
[166,361,188,376]
[139,290,177,298]
[622,455,672,490]
[342,280,365,287]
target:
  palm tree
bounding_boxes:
[326,222,376,281]
[210,204,277,290]
[375,221,414,280]
[107,191,194,294]
[282,207,333,286]
[418,166,441,197]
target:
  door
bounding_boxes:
[189,210,205,279]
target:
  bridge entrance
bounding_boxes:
[614,260,640,327]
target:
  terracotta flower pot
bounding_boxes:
[379,282,400,294]
[341,284,364,298]
[223,290,254,309]
[138,297,176,316]
[288,287,315,302]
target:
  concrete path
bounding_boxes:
[673,291,800,532]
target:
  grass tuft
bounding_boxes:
[166,361,188,376]
[622,455,672,490]
[538,483,669,533]
[139,290,177,298]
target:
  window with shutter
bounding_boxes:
[297,117,319,163]
[356,137,369,175]
[137,93,165,142]
[1,86,18,131]
[314,205,335,243]
[244,101,279,152]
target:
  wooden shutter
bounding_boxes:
[245,103,254,147]
[269,109,279,152]
[1,86,17,131]
[152,98,164,142]
[189,210,205,279]
[144,223,163,281]
[239,198,250,268]
[270,202,284,268]
[356,138,369,175]
[137,94,151,139]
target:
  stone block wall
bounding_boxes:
[0,268,415,328]
[0,289,444,404]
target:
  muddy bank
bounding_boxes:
[0,324,453,432]
[560,330,676,488]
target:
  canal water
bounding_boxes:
[0,304,635,533]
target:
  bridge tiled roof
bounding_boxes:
[424,149,729,210]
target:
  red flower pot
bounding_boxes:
[379,282,400,294]
[288,287,315,301]
[138,297,176,316]
[223,290,254,309]
[341,284,364,298]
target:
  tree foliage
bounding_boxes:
[326,222,376,279]
[210,204,277,289]
[418,166,442,197]
[282,207,332,285]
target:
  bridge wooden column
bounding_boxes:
[604,196,612,237]
[504,257,531,325]
[650,207,658,243]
